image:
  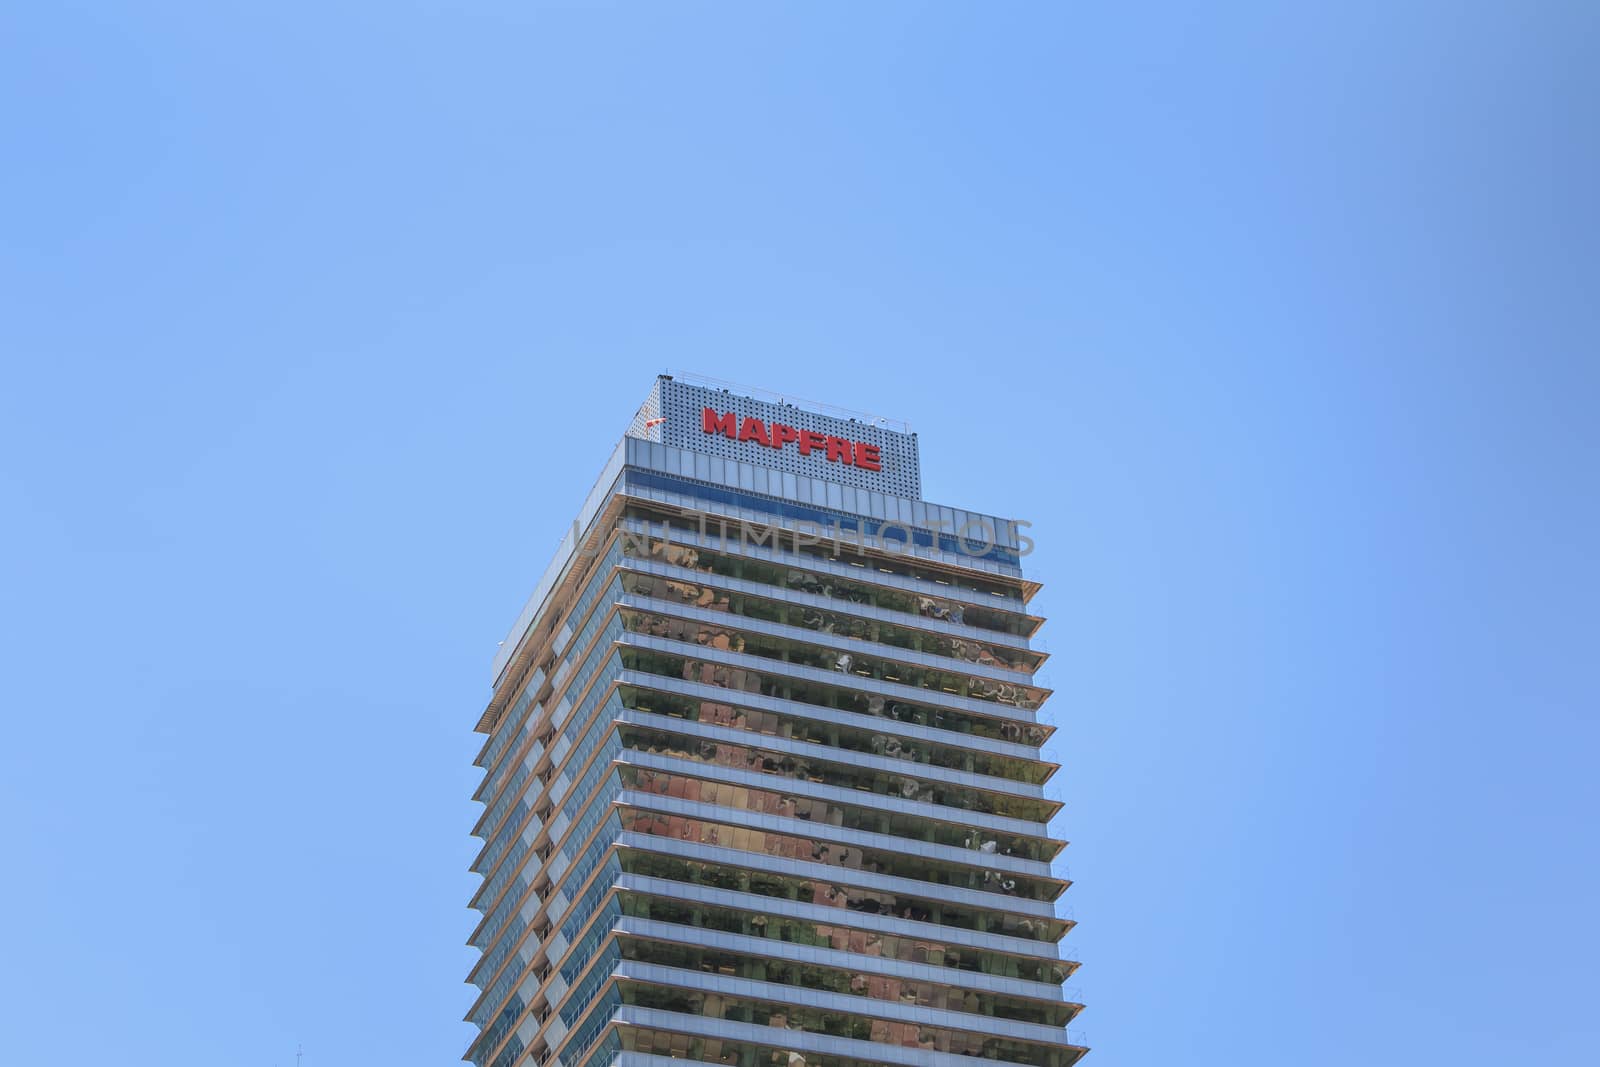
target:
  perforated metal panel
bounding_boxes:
[645,377,922,498]
[625,387,662,441]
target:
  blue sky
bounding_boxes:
[2,3,1596,1065]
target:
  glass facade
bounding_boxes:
[468,377,1084,1067]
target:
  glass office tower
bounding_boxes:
[466,376,1084,1067]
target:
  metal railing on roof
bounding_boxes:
[664,370,915,435]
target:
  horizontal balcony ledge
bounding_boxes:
[621,672,1054,763]
[614,704,1058,805]
[619,634,1045,724]
[619,593,1043,687]
[615,915,1071,1003]
[618,748,1059,846]
[605,1007,1087,1067]
[618,553,1039,653]
[619,873,1074,956]
[620,832,1061,919]
[620,515,1042,622]
[616,790,1060,882]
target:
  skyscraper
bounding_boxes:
[466,375,1084,1067]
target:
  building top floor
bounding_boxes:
[492,377,1029,686]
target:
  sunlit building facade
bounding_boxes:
[465,375,1084,1067]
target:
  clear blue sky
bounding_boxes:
[2,3,1596,1065]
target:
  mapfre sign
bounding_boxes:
[702,407,882,471]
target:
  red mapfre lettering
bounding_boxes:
[699,408,883,475]
[738,416,771,447]
[703,407,738,437]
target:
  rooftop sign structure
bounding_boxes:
[630,373,922,498]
